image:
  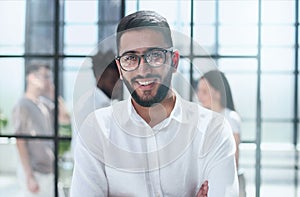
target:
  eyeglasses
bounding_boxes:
[116,47,173,72]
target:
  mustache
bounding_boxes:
[131,74,162,82]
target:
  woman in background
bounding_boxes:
[197,70,246,197]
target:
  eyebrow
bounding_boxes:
[121,47,167,56]
[121,50,138,56]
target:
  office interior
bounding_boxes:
[0,0,299,196]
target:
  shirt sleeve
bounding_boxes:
[199,114,239,197]
[70,113,108,197]
[12,103,30,135]
[226,110,241,134]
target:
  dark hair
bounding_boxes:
[201,70,235,111]
[116,10,173,52]
[26,63,51,76]
[92,50,119,79]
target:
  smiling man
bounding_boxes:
[71,10,238,197]
[116,27,178,127]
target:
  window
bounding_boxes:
[1,1,299,196]
[0,1,122,196]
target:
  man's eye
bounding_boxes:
[124,55,137,61]
[150,51,163,58]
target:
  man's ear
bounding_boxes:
[115,59,123,80]
[171,50,179,72]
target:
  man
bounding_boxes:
[71,10,238,197]
[13,63,55,197]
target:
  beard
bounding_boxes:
[122,70,173,107]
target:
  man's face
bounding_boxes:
[30,67,53,94]
[116,28,178,107]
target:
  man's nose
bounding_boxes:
[138,56,151,72]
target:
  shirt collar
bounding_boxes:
[112,91,194,137]
[127,90,184,127]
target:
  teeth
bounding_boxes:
[138,81,153,86]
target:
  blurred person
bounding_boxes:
[12,63,70,197]
[72,50,123,153]
[71,10,237,197]
[197,70,240,167]
[12,63,54,197]
[41,81,71,126]
[73,50,122,131]
[197,70,246,197]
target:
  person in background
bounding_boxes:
[12,63,70,197]
[197,69,246,197]
[41,81,71,126]
[71,10,237,197]
[13,63,54,197]
[72,50,123,153]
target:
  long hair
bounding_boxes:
[202,70,235,111]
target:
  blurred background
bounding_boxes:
[0,0,298,196]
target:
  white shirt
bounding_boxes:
[71,87,112,154]
[222,108,241,134]
[73,87,111,130]
[70,93,238,197]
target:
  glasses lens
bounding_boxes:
[146,49,166,66]
[120,54,139,71]
[119,48,170,71]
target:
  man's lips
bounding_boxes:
[135,79,157,90]
[131,74,161,91]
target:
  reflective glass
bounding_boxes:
[193,25,216,54]
[262,1,295,24]
[65,1,98,23]
[261,47,294,71]
[63,58,88,110]
[138,1,191,36]
[219,25,258,55]
[239,143,256,196]
[194,1,216,24]
[262,122,293,143]
[240,121,256,142]
[0,1,25,55]
[125,0,138,14]
[224,73,257,119]
[219,1,258,24]
[262,26,294,46]
[64,25,97,54]
[261,168,296,196]
[0,59,24,135]
[218,58,257,72]
[261,74,294,119]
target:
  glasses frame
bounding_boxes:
[116,47,174,72]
